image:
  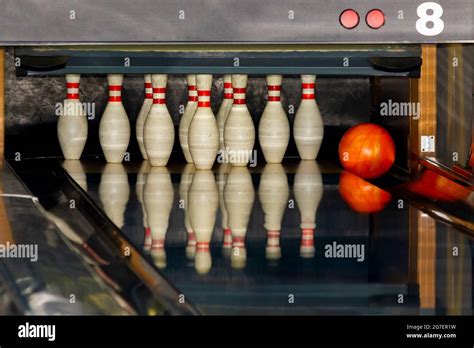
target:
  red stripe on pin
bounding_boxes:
[67,93,79,99]
[224,82,233,88]
[268,85,281,91]
[145,83,152,88]
[109,85,122,91]
[268,96,280,102]
[224,93,233,99]
[233,99,246,105]
[302,94,315,99]
[198,90,211,96]
[302,83,315,89]
[145,93,153,99]
[198,101,211,107]
[153,87,166,93]
[233,236,245,243]
[153,99,166,104]
[233,88,246,93]
[66,82,79,88]
[188,85,196,91]
[188,96,198,102]
[196,242,209,251]
[109,96,122,102]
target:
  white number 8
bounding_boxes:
[416,2,444,36]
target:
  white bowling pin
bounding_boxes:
[143,74,175,167]
[136,160,151,251]
[179,163,197,260]
[224,75,255,167]
[143,167,174,269]
[294,75,324,160]
[99,163,130,229]
[188,74,219,170]
[258,164,289,260]
[57,74,88,160]
[61,159,88,192]
[224,166,255,269]
[217,163,232,258]
[135,75,153,159]
[179,75,198,164]
[294,160,323,258]
[188,170,219,274]
[258,75,290,163]
[216,75,233,156]
[99,74,131,163]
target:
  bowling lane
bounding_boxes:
[65,159,473,315]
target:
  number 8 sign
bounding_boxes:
[416,2,445,36]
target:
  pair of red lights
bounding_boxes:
[340,9,385,30]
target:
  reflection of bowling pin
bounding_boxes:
[217,164,232,258]
[258,164,289,260]
[294,75,324,160]
[99,163,130,229]
[224,75,255,167]
[258,75,290,163]
[216,75,233,155]
[136,160,151,251]
[188,170,219,274]
[58,74,88,160]
[179,163,196,260]
[188,74,219,170]
[62,160,88,192]
[99,74,131,163]
[135,75,153,159]
[294,160,323,258]
[179,75,198,164]
[144,167,174,269]
[143,74,175,167]
[225,166,255,269]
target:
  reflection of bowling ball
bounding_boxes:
[339,171,392,214]
[338,123,395,179]
[404,170,471,202]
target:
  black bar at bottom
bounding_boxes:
[0,316,472,345]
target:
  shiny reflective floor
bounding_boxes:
[64,159,473,315]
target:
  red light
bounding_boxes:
[366,9,385,29]
[339,9,360,29]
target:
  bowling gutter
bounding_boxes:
[2,159,200,315]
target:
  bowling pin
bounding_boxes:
[143,74,175,167]
[57,74,88,160]
[61,160,88,192]
[188,74,219,170]
[144,167,174,269]
[99,74,131,163]
[258,75,290,163]
[217,163,232,258]
[179,163,197,260]
[293,75,324,160]
[224,75,255,167]
[216,75,233,156]
[294,160,323,258]
[188,170,219,274]
[99,163,130,229]
[135,75,153,159]
[136,160,151,251]
[179,75,198,164]
[258,164,289,260]
[224,166,255,269]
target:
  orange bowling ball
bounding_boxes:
[338,123,395,179]
[339,171,392,214]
